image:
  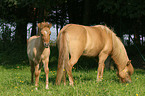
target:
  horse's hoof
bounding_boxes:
[69,82,74,86]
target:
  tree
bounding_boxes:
[0,0,54,45]
[97,0,145,45]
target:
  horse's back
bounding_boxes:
[82,25,112,56]
[58,24,87,58]
[58,24,113,57]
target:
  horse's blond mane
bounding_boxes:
[103,25,124,45]
[104,26,129,71]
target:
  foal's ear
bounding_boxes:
[127,60,131,66]
[48,23,52,28]
[38,22,52,29]
[43,22,52,28]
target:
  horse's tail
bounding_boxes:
[56,31,69,85]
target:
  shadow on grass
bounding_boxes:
[0,46,58,70]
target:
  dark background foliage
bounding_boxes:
[0,0,144,68]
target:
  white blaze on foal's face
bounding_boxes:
[44,31,47,36]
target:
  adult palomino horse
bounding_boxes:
[56,24,134,85]
[27,22,52,89]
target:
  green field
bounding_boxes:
[0,46,145,96]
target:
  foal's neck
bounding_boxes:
[38,37,45,51]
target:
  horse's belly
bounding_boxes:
[82,49,100,57]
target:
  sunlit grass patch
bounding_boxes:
[0,65,145,96]
[0,46,145,95]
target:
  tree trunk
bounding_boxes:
[31,8,37,36]
[15,20,27,45]
[67,0,73,23]
[134,23,141,46]
[134,31,141,46]
[56,6,58,36]
[134,19,141,46]
[83,0,90,25]
[38,7,45,22]
[31,21,36,36]
[67,0,78,24]
[128,30,131,46]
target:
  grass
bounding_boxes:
[0,46,145,96]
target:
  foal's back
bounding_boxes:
[27,36,40,59]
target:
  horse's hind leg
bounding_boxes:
[65,40,85,85]
[97,52,108,81]
[65,56,80,85]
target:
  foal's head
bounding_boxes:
[38,22,52,48]
[117,60,134,83]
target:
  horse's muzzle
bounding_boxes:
[44,42,50,48]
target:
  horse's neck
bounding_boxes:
[111,36,129,71]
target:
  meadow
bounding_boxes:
[0,46,145,96]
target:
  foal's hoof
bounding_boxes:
[64,83,66,86]
[35,87,38,90]
[46,86,49,89]
[97,78,103,82]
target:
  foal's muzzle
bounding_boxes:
[44,42,50,48]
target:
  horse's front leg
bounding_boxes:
[43,58,49,89]
[97,52,108,81]
[35,63,41,90]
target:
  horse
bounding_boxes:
[56,24,134,85]
[27,22,52,89]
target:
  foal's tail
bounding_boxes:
[56,31,69,85]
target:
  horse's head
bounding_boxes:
[117,60,134,83]
[38,22,52,48]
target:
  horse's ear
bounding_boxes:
[127,60,131,66]
[48,23,52,28]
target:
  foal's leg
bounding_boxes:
[97,52,108,81]
[35,64,41,90]
[43,58,49,89]
[30,60,34,83]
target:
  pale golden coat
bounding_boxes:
[27,22,52,89]
[56,24,134,85]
